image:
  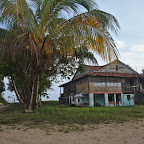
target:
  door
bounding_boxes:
[116,94,121,105]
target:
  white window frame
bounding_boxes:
[94,82,122,87]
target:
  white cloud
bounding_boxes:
[130,44,144,52]
[120,51,144,73]
[116,40,127,49]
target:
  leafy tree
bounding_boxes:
[0,28,6,103]
[0,0,119,110]
[0,60,6,104]
[0,76,5,94]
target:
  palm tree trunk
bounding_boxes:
[28,80,34,111]
[28,73,39,110]
[22,85,29,108]
[12,80,24,105]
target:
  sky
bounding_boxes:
[96,0,144,73]
[1,0,144,102]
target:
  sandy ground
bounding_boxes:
[0,119,144,144]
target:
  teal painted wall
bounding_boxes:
[119,93,123,106]
[122,94,134,106]
[104,93,134,107]
[95,94,105,105]
[89,93,94,107]
[105,93,134,106]
[114,94,116,106]
[82,94,89,103]
[82,93,134,107]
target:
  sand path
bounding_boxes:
[0,120,144,144]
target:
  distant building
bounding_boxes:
[59,60,144,107]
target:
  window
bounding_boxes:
[111,83,114,87]
[107,82,121,87]
[97,83,101,86]
[118,83,121,87]
[113,83,117,87]
[107,82,111,87]
[102,82,105,86]
[94,83,98,86]
[127,95,130,100]
[94,82,121,87]
[130,79,133,86]
[94,82,103,87]
[116,65,118,70]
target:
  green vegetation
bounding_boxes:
[0,102,143,127]
[0,74,6,105]
[0,94,8,105]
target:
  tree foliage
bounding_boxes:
[0,0,119,110]
[0,58,6,104]
[0,76,5,94]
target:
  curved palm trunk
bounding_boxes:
[12,80,24,105]
[29,73,40,110]
[32,73,40,109]
[28,81,34,111]
[22,85,30,107]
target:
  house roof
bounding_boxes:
[59,72,144,87]
[88,72,144,78]
[72,65,101,80]
[59,60,144,87]
[85,65,101,72]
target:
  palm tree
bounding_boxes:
[0,0,120,110]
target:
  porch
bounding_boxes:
[82,93,134,107]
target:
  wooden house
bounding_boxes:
[59,60,144,107]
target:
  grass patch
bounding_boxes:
[0,102,144,132]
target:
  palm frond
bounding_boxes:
[1,0,120,71]
[80,10,120,35]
